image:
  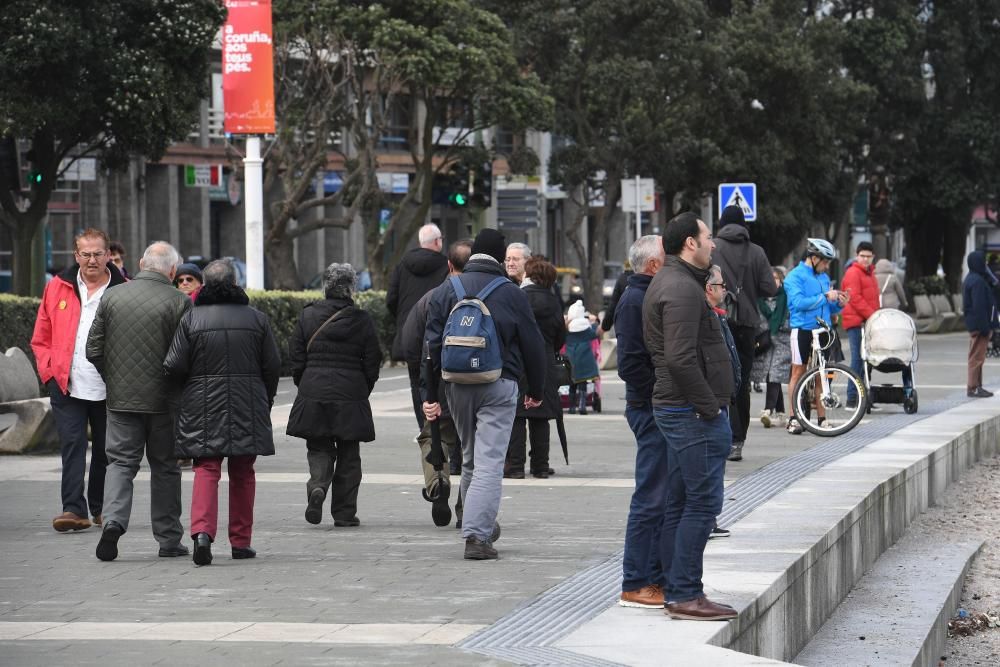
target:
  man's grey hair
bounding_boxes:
[140,241,181,276]
[418,224,442,247]
[323,262,357,299]
[507,242,531,257]
[708,264,723,282]
[202,259,237,287]
[628,235,663,273]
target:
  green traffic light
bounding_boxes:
[449,192,467,206]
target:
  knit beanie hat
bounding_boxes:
[567,300,591,332]
[719,204,746,227]
[174,263,203,284]
[471,228,507,265]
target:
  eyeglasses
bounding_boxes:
[707,281,727,289]
[77,251,106,260]
[177,276,198,284]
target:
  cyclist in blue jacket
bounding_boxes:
[783,238,850,434]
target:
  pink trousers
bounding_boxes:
[190,456,256,548]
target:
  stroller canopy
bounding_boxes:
[863,309,918,367]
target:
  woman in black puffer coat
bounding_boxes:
[164,260,281,566]
[505,257,566,479]
[287,263,382,527]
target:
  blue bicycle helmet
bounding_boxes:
[806,238,837,260]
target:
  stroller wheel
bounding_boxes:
[903,391,918,414]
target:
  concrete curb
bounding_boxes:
[555,399,1000,665]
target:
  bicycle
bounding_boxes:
[791,318,867,437]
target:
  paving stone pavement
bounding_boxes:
[0,332,993,665]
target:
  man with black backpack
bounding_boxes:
[423,228,547,560]
[710,205,777,462]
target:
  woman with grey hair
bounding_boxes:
[286,263,382,527]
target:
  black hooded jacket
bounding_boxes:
[163,281,281,458]
[386,247,449,361]
[710,223,776,328]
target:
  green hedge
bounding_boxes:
[0,290,395,377]
[246,289,395,373]
[0,294,41,370]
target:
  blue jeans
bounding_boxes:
[847,326,863,402]
[622,401,668,591]
[48,382,108,518]
[653,406,732,603]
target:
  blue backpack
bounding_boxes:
[441,275,509,384]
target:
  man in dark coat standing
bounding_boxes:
[386,223,449,429]
[644,212,737,620]
[710,204,776,462]
[163,260,281,565]
[423,228,547,560]
[963,250,996,398]
[616,235,667,609]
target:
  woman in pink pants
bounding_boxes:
[164,259,281,566]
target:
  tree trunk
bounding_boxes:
[942,215,969,293]
[264,223,300,290]
[11,215,44,296]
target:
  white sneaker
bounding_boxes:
[775,412,787,427]
[760,410,772,428]
[786,418,803,435]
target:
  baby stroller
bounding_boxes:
[861,309,919,414]
[558,338,603,413]
[987,330,1000,359]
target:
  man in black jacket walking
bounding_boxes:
[423,229,546,560]
[710,205,776,462]
[643,212,737,621]
[387,223,449,429]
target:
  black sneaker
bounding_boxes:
[305,488,325,525]
[334,517,361,527]
[726,442,743,462]
[786,418,804,435]
[96,521,124,562]
[708,526,731,539]
[464,537,498,560]
[426,483,452,527]
[968,387,994,398]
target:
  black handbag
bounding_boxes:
[754,327,772,356]
[552,354,573,387]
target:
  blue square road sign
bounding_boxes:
[718,183,757,222]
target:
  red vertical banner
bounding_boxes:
[222,0,276,134]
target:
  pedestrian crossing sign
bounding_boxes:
[718,183,757,222]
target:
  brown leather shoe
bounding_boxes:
[619,585,664,608]
[665,596,737,621]
[52,512,92,532]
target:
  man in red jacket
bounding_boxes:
[841,241,879,407]
[31,228,126,531]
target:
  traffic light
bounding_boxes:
[24,149,43,188]
[446,164,471,207]
[471,161,493,208]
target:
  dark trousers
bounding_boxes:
[764,382,785,413]
[729,325,755,444]
[622,401,667,591]
[569,382,589,412]
[407,361,425,430]
[190,456,256,548]
[654,407,731,603]
[103,410,183,547]
[506,417,550,474]
[306,439,362,521]
[48,384,107,518]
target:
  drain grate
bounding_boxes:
[460,390,975,666]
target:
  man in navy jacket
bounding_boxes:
[615,235,667,608]
[423,229,546,560]
[963,250,996,397]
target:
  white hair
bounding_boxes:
[140,241,181,276]
[507,242,531,257]
[418,224,442,247]
[628,235,663,273]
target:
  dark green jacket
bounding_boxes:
[87,270,191,412]
[758,288,788,337]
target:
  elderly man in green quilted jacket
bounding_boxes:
[86,241,191,561]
